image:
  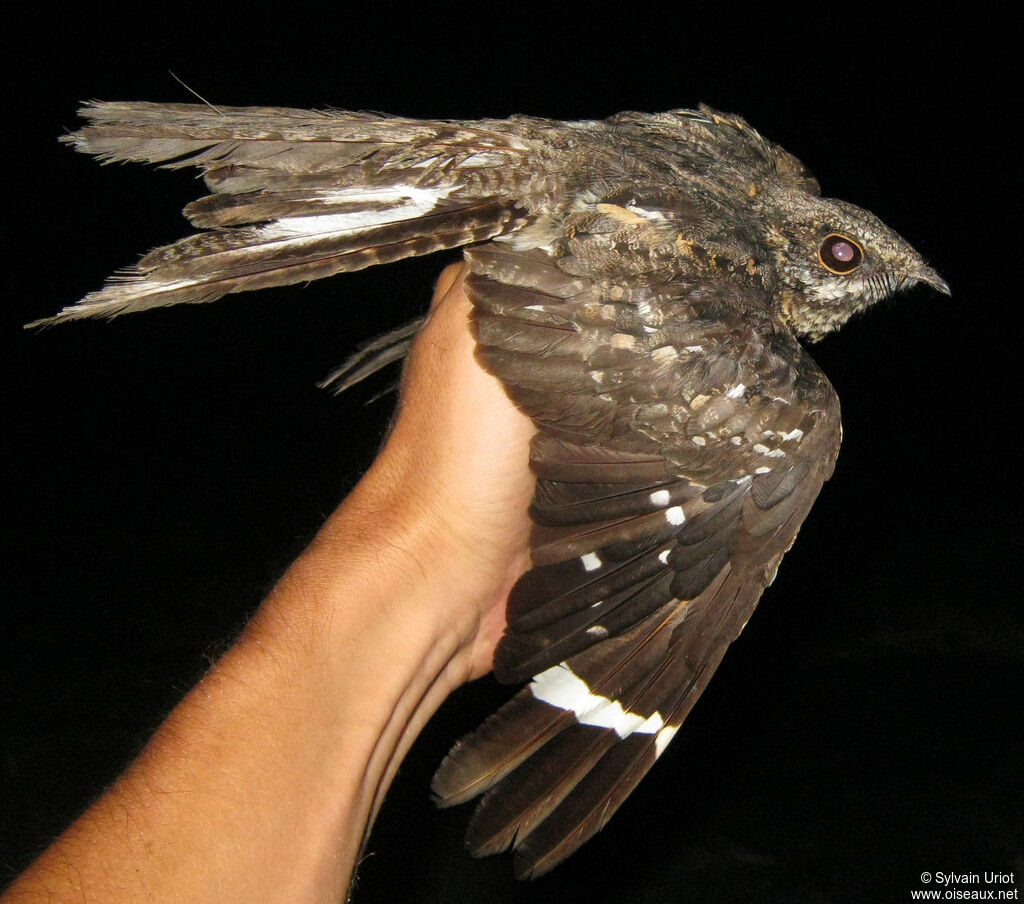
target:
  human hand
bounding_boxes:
[307,261,536,682]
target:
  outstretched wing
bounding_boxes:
[431,240,841,878]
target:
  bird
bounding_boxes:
[38,100,947,878]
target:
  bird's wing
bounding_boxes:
[432,241,842,877]
[38,102,539,323]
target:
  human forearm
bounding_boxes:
[4,266,535,904]
[4,475,476,904]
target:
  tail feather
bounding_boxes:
[31,200,524,325]
[62,101,532,173]
[318,316,426,395]
[35,102,535,326]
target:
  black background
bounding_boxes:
[3,6,1020,902]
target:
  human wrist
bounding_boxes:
[230,476,475,881]
[252,455,475,712]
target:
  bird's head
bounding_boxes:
[764,192,948,341]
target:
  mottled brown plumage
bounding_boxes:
[41,101,946,878]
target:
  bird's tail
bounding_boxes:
[32,102,532,326]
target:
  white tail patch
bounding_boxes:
[580,552,603,572]
[262,185,454,238]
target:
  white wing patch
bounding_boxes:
[665,505,686,525]
[530,662,666,740]
[654,725,678,758]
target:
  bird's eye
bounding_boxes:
[819,234,863,274]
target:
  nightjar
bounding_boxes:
[38,102,947,878]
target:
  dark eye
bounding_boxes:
[819,234,864,274]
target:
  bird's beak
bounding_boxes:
[915,264,950,296]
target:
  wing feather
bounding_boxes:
[433,237,841,873]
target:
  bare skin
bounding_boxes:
[3,263,536,904]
